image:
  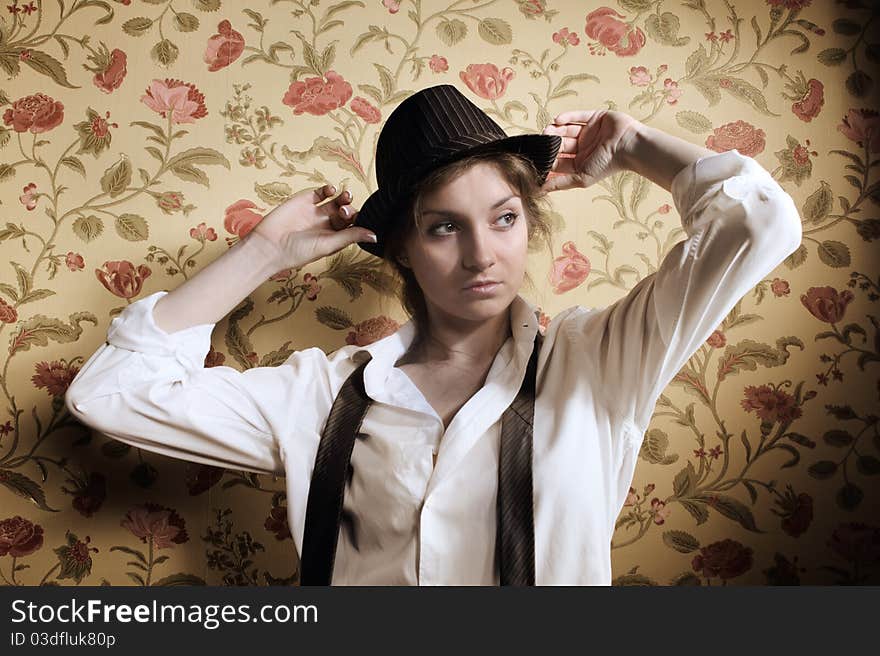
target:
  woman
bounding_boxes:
[65,84,802,585]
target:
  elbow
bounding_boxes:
[742,185,803,263]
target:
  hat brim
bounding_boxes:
[353,132,562,258]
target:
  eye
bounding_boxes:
[429,221,457,235]
[496,212,518,227]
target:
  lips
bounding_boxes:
[463,280,500,289]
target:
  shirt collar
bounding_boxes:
[350,293,541,400]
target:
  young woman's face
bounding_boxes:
[399,162,529,325]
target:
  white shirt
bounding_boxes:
[65,150,802,585]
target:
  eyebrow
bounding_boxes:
[421,194,518,218]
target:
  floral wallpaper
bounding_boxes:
[0,0,878,587]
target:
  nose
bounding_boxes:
[461,226,496,272]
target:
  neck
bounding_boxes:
[403,303,512,366]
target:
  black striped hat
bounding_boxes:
[353,84,562,258]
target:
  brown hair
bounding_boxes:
[380,150,556,344]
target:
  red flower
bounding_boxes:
[66,252,84,272]
[121,503,188,549]
[204,344,226,368]
[584,7,646,57]
[303,272,321,301]
[141,78,208,124]
[189,222,217,241]
[346,315,400,346]
[800,286,854,324]
[552,28,580,46]
[459,63,515,100]
[771,278,790,297]
[383,0,400,13]
[32,359,79,397]
[282,71,353,116]
[663,78,682,104]
[264,505,291,541]
[792,78,824,123]
[223,199,264,238]
[629,65,651,86]
[650,498,671,525]
[19,182,37,210]
[706,329,726,348]
[95,260,152,299]
[705,120,766,157]
[93,48,127,94]
[827,522,880,565]
[691,538,753,580]
[778,489,813,538]
[837,109,880,152]
[204,20,245,72]
[741,384,802,424]
[3,92,64,133]
[0,298,17,324]
[429,54,448,73]
[718,29,734,43]
[658,203,671,214]
[350,96,381,124]
[63,472,107,518]
[157,190,185,215]
[0,516,44,557]
[549,241,591,294]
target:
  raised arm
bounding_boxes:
[65,184,375,473]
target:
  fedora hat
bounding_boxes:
[353,84,562,258]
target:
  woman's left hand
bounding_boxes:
[540,109,643,192]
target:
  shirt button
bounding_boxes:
[351,350,371,364]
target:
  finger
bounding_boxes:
[328,202,359,230]
[555,135,580,155]
[542,124,582,138]
[313,183,337,204]
[323,225,377,253]
[541,173,581,193]
[552,109,601,125]
[549,155,577,174]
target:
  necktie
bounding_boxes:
[299,332,543,585]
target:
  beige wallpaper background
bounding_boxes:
[0,0,877,586]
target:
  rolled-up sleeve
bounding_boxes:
[65,290,287,475]
[566,149,803,433]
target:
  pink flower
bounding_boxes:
[303,272,322,301]
[383,0,400,13]
[351,96,381,124]
[705,31,718,42]
[93,48,127,94]
[658,203,671,214]
[204,20,245,72]
[837,109,880,152]
[282,71,353,116]
[552,28,580,46]
[19,182,37,210]
[628,65,651,86]
[459,63,515,100]
[65,252,84,272]
[140,78,208,124]
[429,55,448,73]
[719,29,734,43]
[584,7,646,57]
[741,385,802,424]
[651,498,671,525]
[549,241,591,294]
[223,199,264,238]
[771,278,790,297]
[346,316,400,346]
[800,286,854,324]
[706,329,726,348]
[705,120,766,157]
[189,222,217,241]
[121,503,188,549]
[663,78,683,104]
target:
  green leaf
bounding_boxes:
[72,215,104,243]
[174,12,199,32]
[823,430,854,447]
[832,18,861,36]
[8,311,98,355]
[100,157,132,198]
[857,455,880,476]
[802,181,833,224]
[808,460,838,479]
[0,469,59,511]
[60,156,86,177]
[817,240,851,268]
[686,44,709,77]
[716,337,803,381]
[315,306,353,330]
[254,181,293,205]
[783,243,807,269]
[675,110,712,134]
[436,19,467,46]
[115,213,149,241]
[662,530,700,553]
[836,482,862,510]
[123,17,153,36]
[21,49,77,89]
[478,18,512,45]
[151,39,179,67]
[817,47,847,66]
[845,69,872,98]
[690,76,721,105]
[720,76,777,116]
[644,12,690,47]
[695,493,762,532]
[672,461,697,497]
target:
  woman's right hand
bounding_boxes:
[249,183,375,271]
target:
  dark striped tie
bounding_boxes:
[300,332,543,585]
